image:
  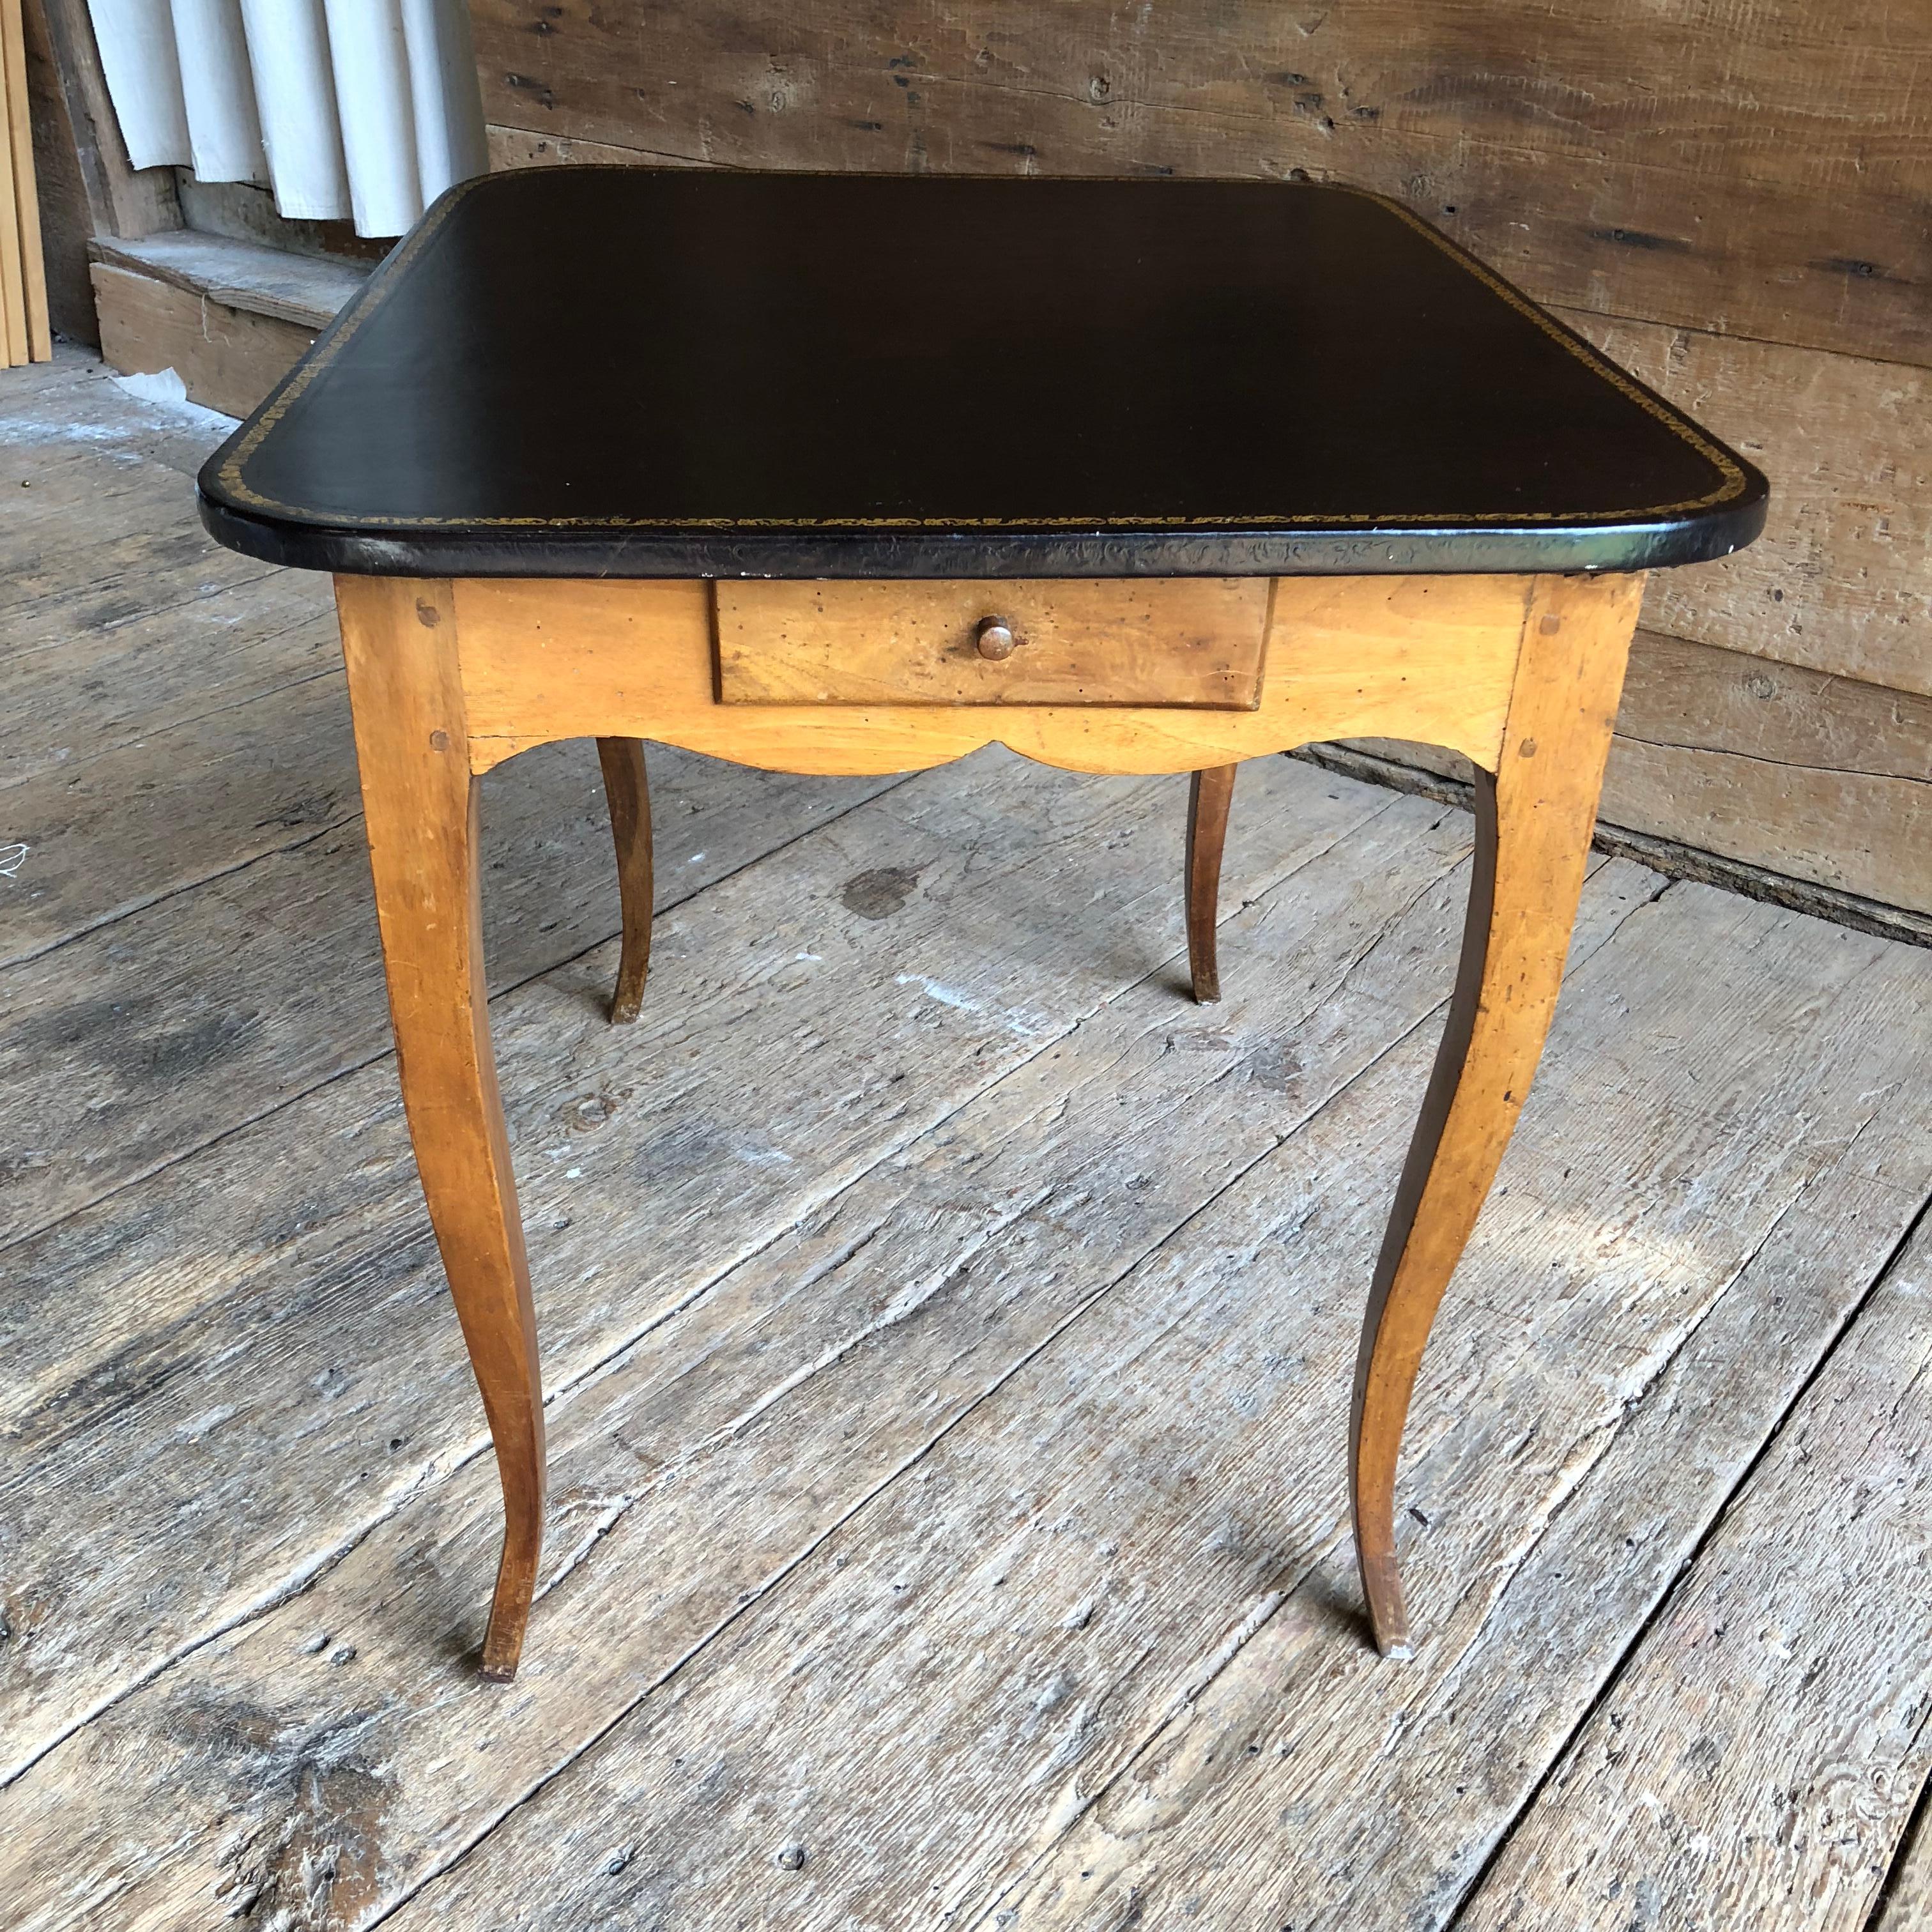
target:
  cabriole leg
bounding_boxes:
[1186,764,1238,1003]
[1349,573,1642,1657]
[595,738,654,1024]
[336,576,546,1682]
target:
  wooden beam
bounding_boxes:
[27,0,174,239]
[17,0,92,341]
[90,261,316,414]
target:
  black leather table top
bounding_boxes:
[199,168,1767,579]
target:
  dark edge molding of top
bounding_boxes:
[194,496,1768,579]
[195,169,1771,581]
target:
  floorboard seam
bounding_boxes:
[0,770,912,1261]
[379,832,1646,1930]
[0,562,292,669]
[1864,1730,1932,1931]
[0,797,359,973]
[357,1269,1162,1929]
[523,787,1449,1460]
[1,652,344,790]
[535,785,1434,1436]
[0,1252,461,1788]
[964,1051,1905,1931]
[0,768,1392,1775]
[963,936,1913,1924]
[959,872,1675,1929]
[355,913,1487,1931]
[0,759,1395,1266]
[0,629,339,793]
[1437,1181,1932,1932]
[1422,1092,1883,1683]
[518,822,1470,1631]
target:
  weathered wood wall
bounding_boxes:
[468,1,1932,918]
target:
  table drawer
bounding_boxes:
[714,579,1271,709]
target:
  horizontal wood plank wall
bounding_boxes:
[1352,627,1932,919]
[1608,634,1932,914]
[1558,310,1931,700]
[470,0,1930,920]
[471,0,1932,364]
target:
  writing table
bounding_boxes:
[199,167,1767,1681]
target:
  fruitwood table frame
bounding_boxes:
[334,564,1645,1682]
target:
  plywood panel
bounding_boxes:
[471,0,1932,365]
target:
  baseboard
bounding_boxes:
[1295,742,1932,949]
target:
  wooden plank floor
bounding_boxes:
[3,353,1931,1932]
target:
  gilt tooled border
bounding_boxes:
[214,171,1750,533]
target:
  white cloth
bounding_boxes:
[86,0,486,235]
[86,0,189,169]
[169,0,265,182]
[238,0,350,222]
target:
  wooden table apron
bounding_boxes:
[331,565,1644,1682]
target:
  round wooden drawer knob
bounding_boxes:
[975,617,1021,661]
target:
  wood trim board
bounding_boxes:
[0,0,47,364]
[24,0,174,240]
